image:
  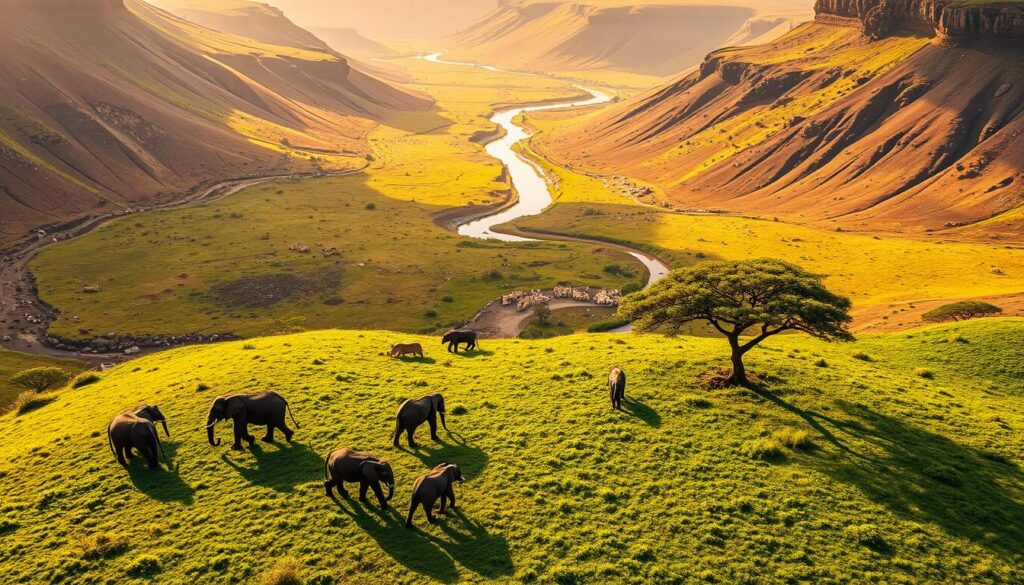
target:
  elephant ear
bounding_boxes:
[360,461,379,481]
[225,397,244,418]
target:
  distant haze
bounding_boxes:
[270,0,500,40]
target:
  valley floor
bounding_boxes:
[0,320,1020,583]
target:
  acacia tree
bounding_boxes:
[922,301,1002,323]
[618,258,854,387]
[12,367,71,393]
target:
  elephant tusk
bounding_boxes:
[201,422,217,429]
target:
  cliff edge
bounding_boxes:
[815,0,1024,44]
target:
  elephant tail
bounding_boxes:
[324,455,331,483]
[107,424,116,461]
[285,399,301,429]
[153,425,167,463]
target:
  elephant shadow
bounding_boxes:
[220,441,322,493]
[401,431,489,478]
[622,396,661,427]
[451,349,493,359]
[427,509,513,579]
[333,498,460,583]
[126,441,194,504]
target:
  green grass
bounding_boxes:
[30,175,639,340]
[0,320,1021,583]
[0,350,86,411]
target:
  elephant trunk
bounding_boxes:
[386,482,394,501]
[161,419,170,437]
[206,420,221,446]
[439,410,448,431]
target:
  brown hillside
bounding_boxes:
[0,0,429,245]
[148,0,330,50]
[536,1,1024,239]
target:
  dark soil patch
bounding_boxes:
[211,268,342,308]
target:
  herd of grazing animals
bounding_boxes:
[106,330,626,528]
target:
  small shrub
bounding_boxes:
[242,344,256,350]
[915,368,934,379]
[923,464,962,487]
[814,359,828,368]
[262,559,302,585]
[71,373,101,389]
[683,397,712,409]
[845,523,888,551]
[587,319,630,333]
[441,296,454,303]
[481,269,503,281]
[603,264,631,277]
[621,282,643,295]
[852,352,873,362]
[11,367,71,392]
[11,391,57,415]
[196,383,211,392]
[364,203,376,211]
[126,554,162,577]
[79,532,129,560]
[450,405,468,416]
[922,301,1001,323]
[424,310,438,319]
[740,437,783,460]
[773,427,811,450]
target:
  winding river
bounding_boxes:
[423,53,670,287]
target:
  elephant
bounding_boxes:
[609,367,626,410]
[393,393,448,448]
[204,391,299,451]
[323,448,395,508]
[406,463,466,528]
[442,329,478,353]
[108,406,168,469]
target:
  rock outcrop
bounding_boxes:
[815,0,1024,45]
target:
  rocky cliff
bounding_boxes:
[815,0,1024,44]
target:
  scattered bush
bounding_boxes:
[922,301,1001,323]
[71,373,101,389]
[126,554,162,577]
[10,391,57,415]
[450,405,468,416]
[587,319,630,333]
[773,427,811,450]
[915,368,934,379]
[79,533,129,560]
[852,352,873,362]
[844,524,888,551]
[740,438,783,460]
[923,464,962,487]
[441,296,454,303]
[262,559,303,585]
[621,282,643,295]
[196,383,211,392]
[424,310,438,319]
[481,270,503,281]
[11,367,71,392]
[603,264,632,277]
[683,397,712,409]
[814,359,828,368]
[364,203,376,211]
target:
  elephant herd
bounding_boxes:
[106,328,626,529]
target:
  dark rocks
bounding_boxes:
[814,0,1024,46]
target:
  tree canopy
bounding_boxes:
[12,367,71,393]
[618,258,853,386]
[922,301,1002,323]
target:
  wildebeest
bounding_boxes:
[442,330,478,353]
[389,343,424,358]
[609,367,626,410]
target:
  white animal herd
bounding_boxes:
[501,286,623,312]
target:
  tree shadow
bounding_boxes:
[221,440,322,493]
[126,441,194,504]
[622,396,660,427]
[799,401,1024,559]
[332,497,460,583]
[753,387,855,454]
[398,431,489,478]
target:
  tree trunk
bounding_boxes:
[727,336,749,387]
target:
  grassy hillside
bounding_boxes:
[31,174,640,341]
[0,320,1021,583]
[0,350,86,410]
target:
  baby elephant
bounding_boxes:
[406,463,465,528]
[108,405,168,469]
[389,343,424,359]
[609,366,626,410]
[324,448,395,509]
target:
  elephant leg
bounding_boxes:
[324,477,336,498]
[263,424,275,442]
[371,482,389,509]
[393,422,403,448]
[359,480,370,503]
[447,485,457,509]
[425,500,437,524]
[280,422,294,443]
[406,498,418,528]
[115,444,128,466]
[428,416,439,441]
[406,427,418,449]
[125,446,135,459]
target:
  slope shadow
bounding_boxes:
[801,401,1024,558]
[221,440,322,493]
[126,441,194,503]
[622,396,660,427]
[333,498,459,583]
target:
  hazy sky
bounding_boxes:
[270,0,500,39]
